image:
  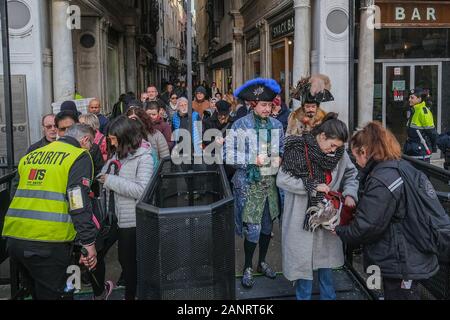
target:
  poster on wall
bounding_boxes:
[0,75,30,166]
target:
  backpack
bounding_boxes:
[393,160,450,262]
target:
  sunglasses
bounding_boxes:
[171,97,178,100]
[44,125,57,130]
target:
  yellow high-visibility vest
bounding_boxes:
[409,101,435,130]
[2,141,88,242]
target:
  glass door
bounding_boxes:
[383,62,441,147]
[384,65,411,146]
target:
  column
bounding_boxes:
[258,19,271,78]
[125,25,137,94]
[293,0,311,83]
[52,0,75,102]
[358,0,375,127]
[231,10,244,89]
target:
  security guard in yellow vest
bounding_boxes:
[2,124,98,300]
[404,88,438,163]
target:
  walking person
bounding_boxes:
[172,97,203,157]
[126,107,170,160]
[226,78,285,289]
[98,116,154,300]
[404,88,438,163]
[88,99,109,135]
[287,75,332,136]
[3,124,99,300]
[145,101,174,150]
[277,113,358,300]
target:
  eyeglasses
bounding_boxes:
[44,125,57,130]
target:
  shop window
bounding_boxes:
[272,42,286,93]
[248,51,261,79]
[375,28,450,59]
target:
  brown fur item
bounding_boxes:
[286,107,328,136]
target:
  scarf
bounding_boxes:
[282,133,344,202]
[247,112,273,184]
[282,133,345,231]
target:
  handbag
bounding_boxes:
[92,160,121,250]
[303,143,356,230]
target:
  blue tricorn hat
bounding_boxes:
[234,78,281,102]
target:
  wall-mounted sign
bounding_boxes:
[393,80,406,91]
[377,0,450,28]
[271,14,295,41]
[246,33,260,53]
[394,67,402,76]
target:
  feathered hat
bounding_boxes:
[292,74,334,106]
[234,78,281,102]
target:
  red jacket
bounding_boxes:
[153,118,174,150]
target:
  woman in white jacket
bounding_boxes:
[98,116,154,300]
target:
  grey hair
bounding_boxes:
[65,124,95,141]
[176,97,189,108]
[79,113,100,131]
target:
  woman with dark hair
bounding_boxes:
[334,122,441,300]
[277,113,359,300]
[126,107,170,160]
[98,116,154,300]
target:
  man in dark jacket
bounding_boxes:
[4,124,98,299]
[88,99,109,135]
[28,114,58,153]
[55,111,105,179]
[204,100,235,180]
[204,100,234,142]
[335,159,439,300]
[160,83,175,106]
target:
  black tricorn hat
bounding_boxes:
[234,78,281,102]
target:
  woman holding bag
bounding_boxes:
[276,113,358,300]
[98,116,154,300]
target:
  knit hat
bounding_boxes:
[195,86,208,96]
[60,100,81,116]
[216,100,231,115]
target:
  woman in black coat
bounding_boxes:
[334,122,439,300]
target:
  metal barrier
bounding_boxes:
[0,170,18,296]
[136,159,235,300]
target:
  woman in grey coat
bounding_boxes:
[99,116,154,300]
[276,113,358,300]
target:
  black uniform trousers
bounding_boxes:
[7,238,72,300]
[383,278,420,300]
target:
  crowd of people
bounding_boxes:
[2,75,450,301]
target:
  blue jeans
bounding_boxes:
[296,269,337,300]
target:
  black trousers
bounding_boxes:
[89,223,119,297]
[383,278,420,300]
[7,238,72,300]
[118,228,137,300]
